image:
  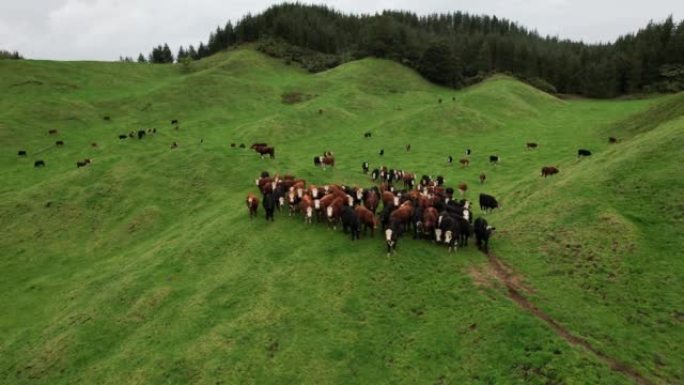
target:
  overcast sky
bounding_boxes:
[1,0,682,61]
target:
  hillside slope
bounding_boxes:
[1,48,681,385]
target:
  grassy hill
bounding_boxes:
[1,48,682,385]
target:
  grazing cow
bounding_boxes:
[137,130,146,139]
[103,116,111,121]
[474,217,495,252]
[379,149,384,156]
[91,142,98,148]
[48,129,58,135]
[577,149,592,158]
[541,166,559,177]
[239,143,245,148]
[355,206,378,237]
[256,146,275,159]
[152,128,157,134]
[459,158,470,167]
[438,98,443,103]
[246,193,259,219]
[479,193,499,213]
[55,140,64,147]
[362,162,370,174]
[465,148,471,156]
[231,143,236,148]
[526,142,538,150]
[385,220,401,256]
[406,144,411,152]
[34,160,45,167]
[489,155,499,164]
[118,134,127,140]
[458,183,468,196]
[341,206,361,240]
[76,158,91,168]
[609,137,618,143]
[18,150,27,157]
[318,109,323,114]
[171,119,178,125]
[479,172,486,184]
[129,132,135,138]
[364,131,372,138]
[263,193,276,221]
[447,155,453,165]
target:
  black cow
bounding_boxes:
[341,206,361,240]
[313,156,322,167]
[447,155,453,165]
[55,140,64,147]
[137,130,146,139]
[152,128,157,134]
[18,150,27,156]
[362,162,369,174]
[239,143,245,148]
[171,119,178,125]
[260,171,270,178]
[435,176,445,186]
[577,149,592,158]
[119,134,127,140]
[371,168,380,182]
[379,149,384,156]
[436,214,459,252]
[489,155,499,164]
[474,217,495,252]
[34,160,45,167]
[364,131,372,138]
[465,148,471,156]
[263,193,276,221]
[479,193,499,213]
[103,116,111,121]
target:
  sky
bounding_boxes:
[0,0,682,61]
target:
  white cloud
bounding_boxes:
[0,0,681,60]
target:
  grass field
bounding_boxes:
[1,48,683,385]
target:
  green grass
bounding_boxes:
[1,48,682,385]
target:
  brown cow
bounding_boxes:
[326,197,345,229]
[458,183,468,196]
[479,172,486,184]
[91,142,98,148]
[256,146,275,159]
[382,191,398,209]
[389,201,414,231]
[299,194,314,224]
[76,158,91,168]
[421,207,439,238]
[246,193,259,219]
[322,156,335,168]
[526,142,538,150]
[364,190,379,213]
[48,129,58,135]
[459,158,470,167]
[541,166,559,177]
[355,206,379,237]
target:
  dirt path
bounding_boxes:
[478,251,657,385]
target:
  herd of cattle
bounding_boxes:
[247,169,499,255]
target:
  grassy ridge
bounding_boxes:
[1,48,682,385]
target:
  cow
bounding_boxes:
[362,162,370,174]
[438,98,442,104]
[465,148,471,156]
[474,217,495,252]
[385,220,401,256]
[541,166,559,177]
[263,193,276,221]
[103,116,111,121]
[318,109,323,114]
[355,206,378,237]
[436,214,459,252]
[459,158,470,167]
[364,131,372,138]
[364,190,379,214]
[255,146,275,159]
[119,134,127,140]
[231,143,236,148]
[479,172,486,184]
[379,149,384,156]
[91,142,98,148]
[609,137,618,143]
[447,155,453,165]
[171,119,178,125]
[76,158,91,168]
[371,168,380,182]
[137,130,146,139]
[299,195,314,224]
[321,156,335,168]
[458,183,468,196]
[526,142,538,150]
[389,201,414,233]
[152,128,157,134]
[48,129,58,135]
[479,193,499,213]
[171,142,178,149]
[129,132,135,138]
[246,193,259,218]
[313,156,322,167]
[326,197,345,229]
[406,144,411,152]
[55,140,64,147]
[436,176,445,186]
[34,160,45,167]
[489,155,499,164]
[577,149,592,158]
[239,143,245,148]
[341,206,361,240]
[251,143,267,150]
[17,150,27,157]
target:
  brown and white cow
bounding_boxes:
[246,193,259,219]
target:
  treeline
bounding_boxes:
[147,3,684,97]
[0,50,23,60]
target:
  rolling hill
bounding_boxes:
[1,48,682,385]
